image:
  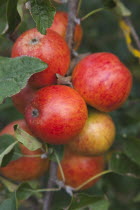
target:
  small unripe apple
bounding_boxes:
[12,84,36,114]
[0,120,49,182]
[57,148,105,190]
[72,52,132,112]
[11,28,70,89]
[25,85,88,145]
[67,109,116,156]
[50,11,83,50]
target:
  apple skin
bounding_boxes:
[57,148,105,190]
[11,28,70,89]
[50,11,83,50]
[24,85,88,145]
[72,52,133,112]
[12,84,36,114]
[67,109,116,156]
[0,120,49,182]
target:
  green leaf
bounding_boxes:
[0,56,47,103]
[49,145,64,161]
[17,0,27,20]
[7,0,21,34]
[103,0,116,9]
[0,176,18,192]
[16,183,34,201]
[14,125,43,151]
[27,0,56,34]
[0,192,17,210]
[109,152,140,178]
[0,135,18,167]
[113,0,131,17]
[68,193,110,210]
[123,137,140,167]
[0,0,8,34]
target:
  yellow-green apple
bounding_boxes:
[72,52,132,112]
[67,109,116,156]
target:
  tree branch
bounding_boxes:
[66,0,80,53]
[42,161,58,210]
[123,16,140,51]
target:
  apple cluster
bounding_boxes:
[0,11,132,190]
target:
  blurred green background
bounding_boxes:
[0,0,140,209]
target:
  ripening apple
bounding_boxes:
[24,85,88,145]
[12,84,36,114]
[0,120,49,181]
[57,148,105,190]
[67,109,116,156]
[72,52,132,112]
[50,11,83,50]
[11,28,70,89]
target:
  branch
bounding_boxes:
[42,161,58,210]
[66,0,80,53]
[123,16,140,51]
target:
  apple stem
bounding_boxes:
[77,0,82,15]
[81,7,105,21]
[54,151,65,182]
[74,169,113,191]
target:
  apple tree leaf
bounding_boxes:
[0,176,18,192]
[14,125,43,151]
[123,137,140,167]
[0,56,47,104]
[0,0,8,34]
[109,152,140,178]
[67,193,109,210]
[0,135,18,167]
[0,192,17,210]
[27,0,56,35]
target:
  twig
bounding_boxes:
[42,161,58,210]
[66,0,80,53]
[123,16,140,50]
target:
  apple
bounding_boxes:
[11,28,70,89]
[24,85,88,145]
[50,11,83,50]
[12,84,36,114]
[0,120,49,181]
[72,52,132,112]
[57,148,105,190]
[67,109,116,156]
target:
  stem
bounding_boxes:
[42,161,58,210]
[66,0,80,53]
[54,152,65,182]
[81,8,104,21]
[123,16,140,50]
[75,170,112,191]
[77,0,82,15]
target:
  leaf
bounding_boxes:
[0,0,8,34]
[109,152,140,178]
[113,0,131,17]
[27,0,56,34]
[17,0,27,20]
[14,125,42,151]
[103,0,116,9]
[123,137,140,167]
[7,0,21,34]
[67,193,109,210]
[0,56,47,103]
[49,145,64,161]
[0,192,17,210]
[16,183,34,201]
[0,135,18,167]
[0,176,18,192]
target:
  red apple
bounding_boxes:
[50,11,83,50]
[0,120,49,181]
[72,52,132,112]
[11,28,70,89]
[12,84,36,114]
[67,109,116,156]
[25,85,88,144]
[57,148,105,190]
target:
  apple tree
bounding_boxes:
[0,0,140,210]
